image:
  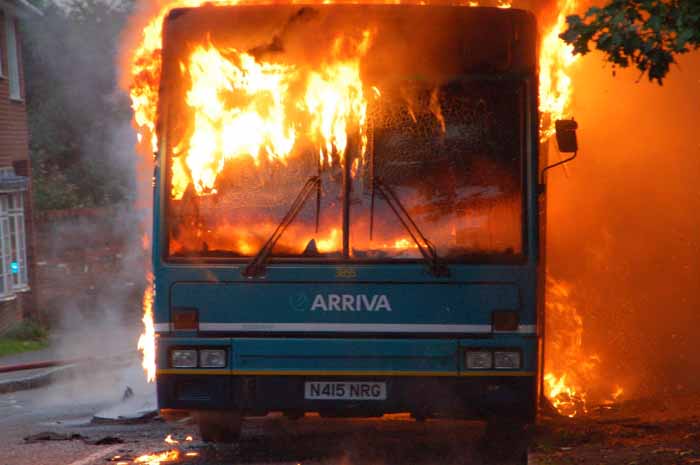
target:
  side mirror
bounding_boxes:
[555,119,578,153]
[539,119,579,193]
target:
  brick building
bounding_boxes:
[0,0,40,333]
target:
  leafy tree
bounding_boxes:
[560,0,700,84]
[23,0,134,210]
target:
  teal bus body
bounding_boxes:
[153,5,543,423]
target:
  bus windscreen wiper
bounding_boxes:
[371,177,450,277]
[243,176,321,278]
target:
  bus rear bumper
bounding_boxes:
[156,373,536,421]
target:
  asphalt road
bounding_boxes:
[0,368,528,465]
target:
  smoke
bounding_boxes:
[23,1,155,406]
[547,51,700,397]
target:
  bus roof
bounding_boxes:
[161,4,537,80]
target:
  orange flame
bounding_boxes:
[134,449,180,465]
[537,0,618,416]
[305,34,371,165]
[129,1,210,152]
[174,45,296,198]
[544,278,593,417]
[538,0,579,141]
[544,278,623,417]
[132,435,201,463]
[611,385,624,401]
[316,228,342,253]
[170,31,372,199]
[137,272,156,383]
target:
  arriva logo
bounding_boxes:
[310,294,393,312]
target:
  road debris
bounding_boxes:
[122,386,134,401]
[24,431,86,443]
[85,436,124,445]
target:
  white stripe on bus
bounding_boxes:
[155,322,535,334]
[154,323,170,332]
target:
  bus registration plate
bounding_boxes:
[304,382,387,400]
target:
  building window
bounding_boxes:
[0,192,28,299]
[8,193,27,290]
[0,11,4,77]
[0,196,12,298]
[5,14,21,100]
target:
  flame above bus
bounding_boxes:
[538,0,578,141]
[127,0,577,153]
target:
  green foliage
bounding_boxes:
[560,0,700,84]
[23,0,135,211]
[0,320,49,357]
[0,339,48,357]
[3,319,48,342]
[31,164,82,211]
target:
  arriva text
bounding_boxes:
[310,294,393,312]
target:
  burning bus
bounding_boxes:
[150,3,576,441]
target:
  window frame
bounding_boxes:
[4,13,21,101]
[8,192,28,291]
[0,196,13,300]
[0,190,29,299]
[0,9,4,78]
